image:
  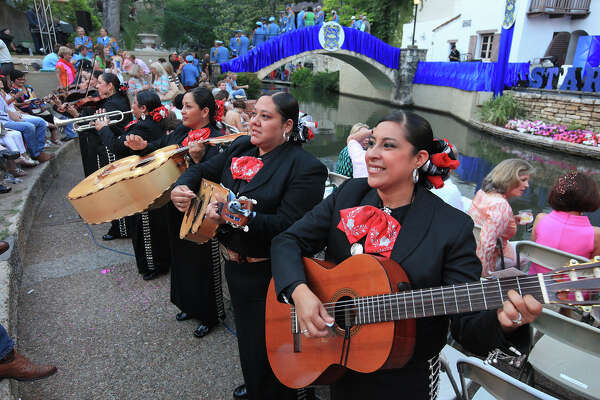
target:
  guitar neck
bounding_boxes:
[352,275,547,325]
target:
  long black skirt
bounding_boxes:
[130,206,171,274]
[167,202,224,324]
[96,145,132,237]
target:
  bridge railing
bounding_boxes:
[412,61,530,92]
[220,25,401,74]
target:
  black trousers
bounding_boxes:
[225,260,296,400]
[130,208,170,274]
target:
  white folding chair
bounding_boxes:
[514,240,589,271]
[528,308,600,400]
[324,171,349,198]
[439,345,469,400]
[457,356,558,400]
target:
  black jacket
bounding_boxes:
[99,117,165,158]
[93,93,131,154]
[175,136,328,258]
[271,179,529,364]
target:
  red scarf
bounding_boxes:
[182,127,211,146]
[230,156,263,182]
[337,206,400,258]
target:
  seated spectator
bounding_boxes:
[150,62,177,105]
[225,74,247,98]
[346,123,371,178]
[161,61,184,94]
[431,176,464,212]
[129,54,150,75]
[42,45,59,70]
[0,132,27,177]
[468,159,534,276]
[71,45,92,68]
[55,46,76,89]
[334,122,368,178]
[223,98,245,133]
[180,55,199,90]
[529,171,600,275]
[212,80,228,97]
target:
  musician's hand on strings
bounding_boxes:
[94,116,109,131]
[188,141,207,164]
[66,104,79,117]
[171,185,196,212]
[291,283,335,338]
[205,196,226,225]
[497,289,542,333]
[123,134,147,150]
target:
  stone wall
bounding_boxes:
[395,48,427,105]
[509,90,600,131]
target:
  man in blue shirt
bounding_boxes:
[331,10,340,23]
[286,7,296,31]
[297,8,305,29]
[230,32,240,58]
[226,73,247,98]
[74,27,93,49]
[41,45,59,70]
[266,17,280,41]
[71,45,92,68]
[238,31,250,57]
[252,22,266,48]
[210,42,217,63]
[315,6,324,25]
[279,12,287,33]
[214,41,230,64]
[180,55,199,89]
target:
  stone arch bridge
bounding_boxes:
[220,25,422,104]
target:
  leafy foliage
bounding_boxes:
[290,68,313,88]
[235,73,262,99]
[16,0,101,32]
[479,94,526,126]
[290,69,339,92]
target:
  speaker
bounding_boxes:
[75,11,92,33]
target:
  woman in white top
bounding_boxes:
[150,62,177,105]
[346,123,371,178]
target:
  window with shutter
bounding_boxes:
[491,33,501,61]
[479,34,494,60]
[468,35,477,61]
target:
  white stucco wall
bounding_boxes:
[402,0,600,63]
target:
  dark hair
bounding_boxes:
[100,72,130,107]
[270,92,309,143]
[92,70,103,79]
[158,57,167,63]
[378,110,444,187]
[232,99,246,109]
[135,90,162,113]
[77,45,87,53]
[190,87,217,126]
[0,75,9,92]
[10,69,26,80]
[307,6,313,11]
[173,93,185,110]
[548,171,600,212]
[214,90,228,101]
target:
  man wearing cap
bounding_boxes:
[252,22,266,48]
[0,36,13,75]
[279,12,288,34]
[330,10,339,23]
[361,15,370,33]
[238,31,250,57]
[266,16,280,41]
[214,41,230,64]
[230,32,240,58]
[180,54,199,90]
[210,42,218,63]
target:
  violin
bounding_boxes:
[73,94,105,110]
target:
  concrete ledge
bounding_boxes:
[469,119,600,160]
[0,140,77,399]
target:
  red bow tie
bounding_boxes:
[230,156,264,182]
[337,206,400,258]
[182,128,211,146]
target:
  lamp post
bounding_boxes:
[412,0,421,47]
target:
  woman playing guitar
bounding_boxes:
[124,88,226,337]
[170,92,328,400]
[96,90,171,281]
[270,111,543,399]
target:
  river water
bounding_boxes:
[263,84,600,239]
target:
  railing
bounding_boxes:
[528,0,591,15]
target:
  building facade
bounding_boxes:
[402,0,598,66]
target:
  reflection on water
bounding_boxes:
[262,84,600,237]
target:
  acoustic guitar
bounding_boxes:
[68,132,247,224]
[265,255,600,389]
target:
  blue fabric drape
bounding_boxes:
[493,25,514,97]
[412,61,529,92]
[573,35,600,78]
[220,26,401,73]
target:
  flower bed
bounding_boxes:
[505,120,600,147]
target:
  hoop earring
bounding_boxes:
[141,113,146,120]
[412,168,419,184]
[283,131,289,141]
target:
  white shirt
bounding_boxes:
[431,178,464,212]
[347,139,368,178]
[0,39,11,64]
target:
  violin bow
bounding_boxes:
[84,54,97,98]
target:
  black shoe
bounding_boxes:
[0,185,11,194]
[142,270,163,281]
[60,136,75,142]
[233,384,247,399]
[102,232,125,240]
[193,322,216,338]
[0,150,20,160]
[176,312,191,321]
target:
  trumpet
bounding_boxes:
[54,110,133,132]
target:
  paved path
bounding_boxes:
[16,149,243,399]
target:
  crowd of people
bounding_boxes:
[0,14,598,400]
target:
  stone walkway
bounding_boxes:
[16,149,243,399]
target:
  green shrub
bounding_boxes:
[290,68,314,88]
[312,70,339,92]
[235,73,261,99]
[479,94,525,126]
[567,122,586,131]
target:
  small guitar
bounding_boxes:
[265,255,600,389]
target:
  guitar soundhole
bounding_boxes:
[333,296,356,331]
[134,158,152,169]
